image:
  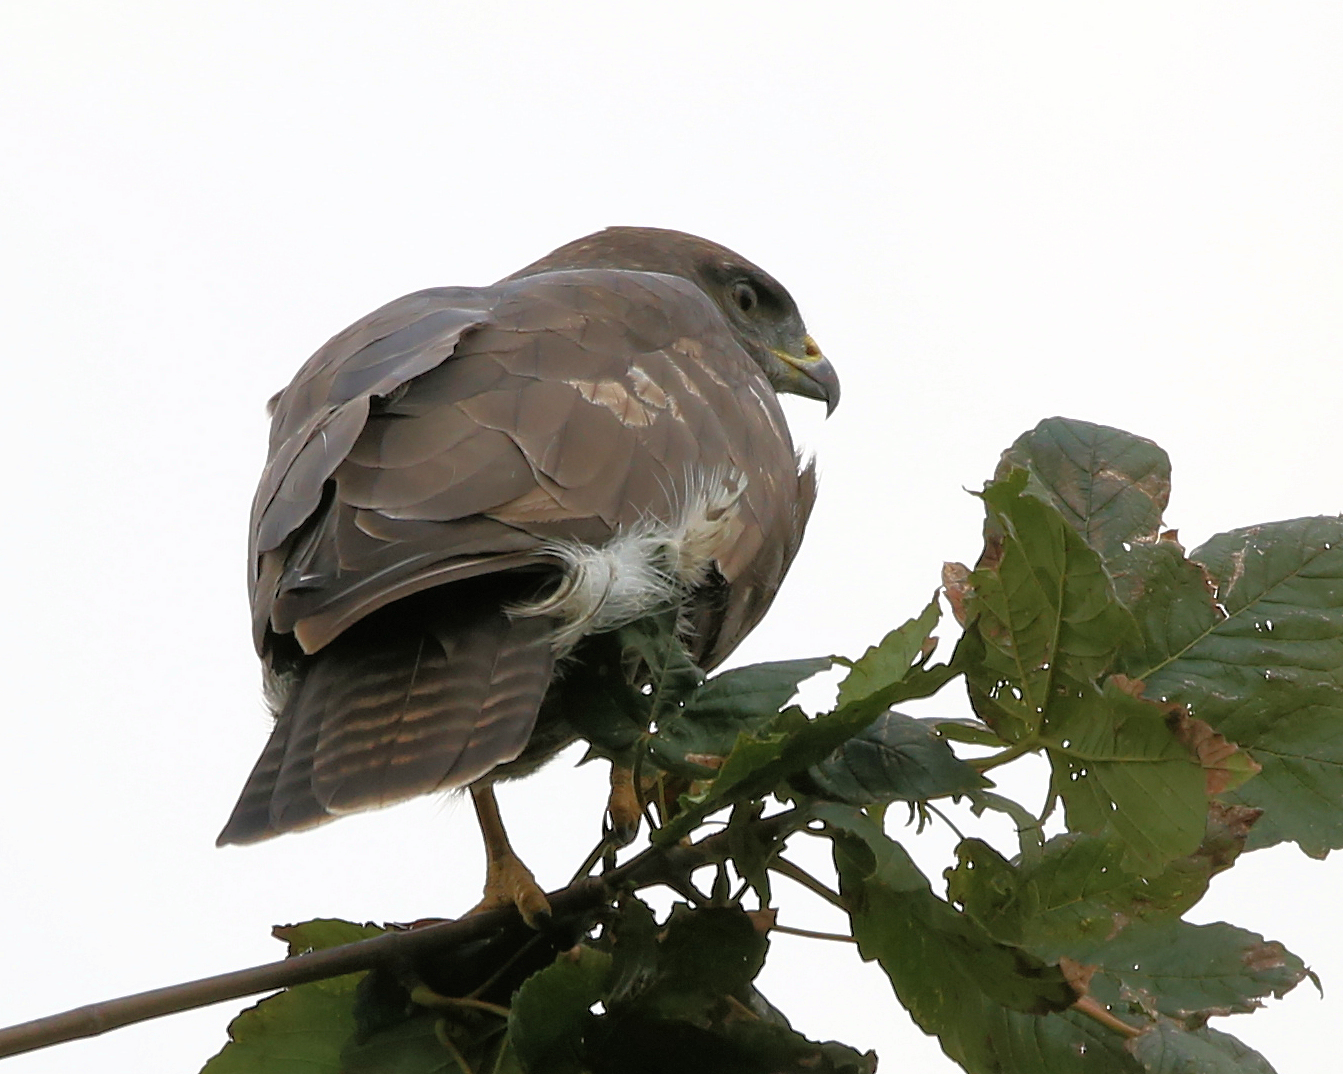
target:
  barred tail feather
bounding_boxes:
[216,599,555,846]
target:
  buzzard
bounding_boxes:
[218,227,839,922]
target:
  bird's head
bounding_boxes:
[508,226,840,415]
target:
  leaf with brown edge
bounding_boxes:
[1199,802,1263,872]
[1129,515,1343,856]
[1168,709,1262,796]
[960,470,1141,744]
[997,417,1173,560]
[1041,677,1208,873]
[941,561,972,627]
[1109,675,1262,797]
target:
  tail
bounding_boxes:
[217,596,556,846]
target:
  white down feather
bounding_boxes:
[509,469,747,651]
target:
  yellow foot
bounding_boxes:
[470,852,552,929]
[606,763,643,847]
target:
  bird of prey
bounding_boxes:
[218,226,839,922]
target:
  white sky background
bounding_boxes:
[0,2,1340,1071]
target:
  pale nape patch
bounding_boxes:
[509,468,747,650]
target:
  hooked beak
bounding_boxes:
[771,335,840,416]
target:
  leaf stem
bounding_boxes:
[769,923,857,944]
[922,801,966,841]
[769,857,846,910]
[433,1017,479,1074]
[970,736,1039,772]
[1071,996,1141,1039]
[410,987,511,1019]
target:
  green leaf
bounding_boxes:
[944,819,1308,1062]
[1110,541,1222,673]
[562,613,705,757]
[584,1009,875,1074]
[818,806,1157,1074]
[633,905,768,1024]
[653,702,875,845]
[998,417,1172,559]
[1133,516,1343,856]
[201,920,385,1074]
[688,657,835,722]
[1084,920,1309,1021]
[1042,678,1207,872]
[947,816,1253,959]
[963,470,1140,741]
[934,718,1004,746]
[726,801,779,904]
[713,1018,877,1074]
[605,896,662,1010]
[619,610,705,725]
[655,606,956,844]
[1129,1020,1279,1073]
[649,657,832,775]
[802,711,989,805]
[558,634,654,755]
[341,1011,460,1074]
[835,597,943,708]
[202,983,362,1074]
[596,900,872,1074]
[507,945,612,1074]
[820,805,1074,1016]
[1182,1027,1277,1073]
[275,919,387,955]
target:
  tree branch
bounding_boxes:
[0,807,804,1060]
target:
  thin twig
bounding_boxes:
[466,934,544,1002]
[0,807,804,1060]
[568,836,612,885]
[0,896,585,1061]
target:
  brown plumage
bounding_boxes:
[218,227,839,865]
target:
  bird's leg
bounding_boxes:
[469,784,551,928]
[605,759,643,848]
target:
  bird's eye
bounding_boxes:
[731,282,758,314]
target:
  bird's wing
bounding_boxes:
[252,286,498,566]
[254,268,811,666]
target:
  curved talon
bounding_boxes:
[470,784,552,929]
[470,855,552,930]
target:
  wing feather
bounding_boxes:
[226,264,816,844]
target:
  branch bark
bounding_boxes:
[0,807,804,1060]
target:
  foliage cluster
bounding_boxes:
[201,417,1343,1074]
